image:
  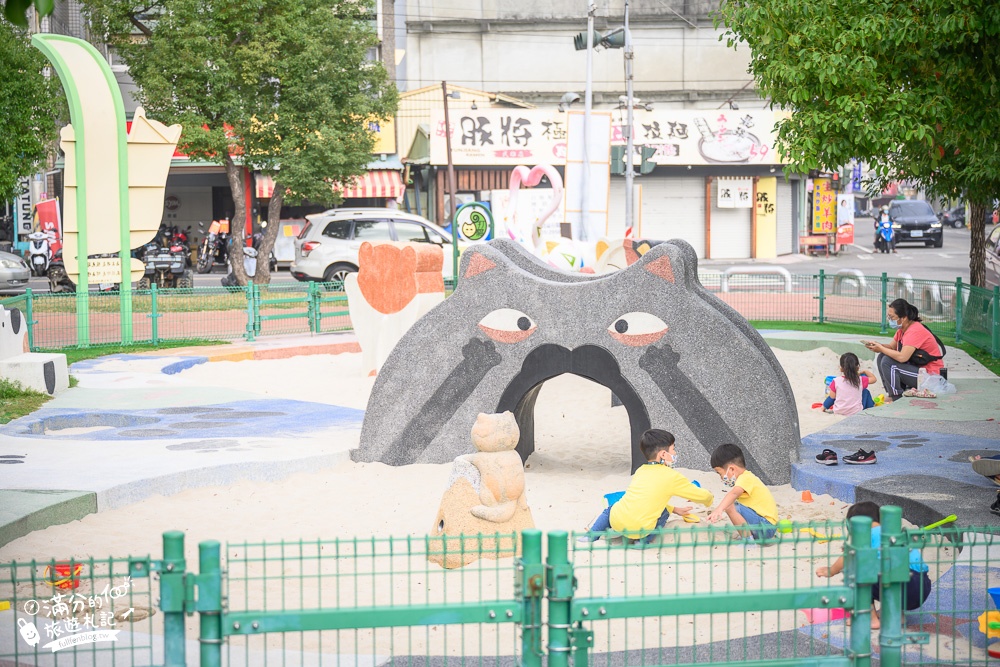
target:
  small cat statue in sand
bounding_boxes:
[428,411,534,569]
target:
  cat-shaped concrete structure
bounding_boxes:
[354,239,800,484]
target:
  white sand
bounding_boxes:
[0,345,858,562]
[8,346,961,660]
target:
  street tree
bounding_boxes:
[83,0,396,284]
[2,0,53,28]
[0,18,63,206]
[716,0,1000,286]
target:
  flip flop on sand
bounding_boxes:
[903,388,937,398]
[972,457,1000,480]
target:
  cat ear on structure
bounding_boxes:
[463,252,497,279]
[644,253,677,284]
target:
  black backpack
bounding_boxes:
[905,327,946,367]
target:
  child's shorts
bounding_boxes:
[735,503,777,540]
[872,569,932,611]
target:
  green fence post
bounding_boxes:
[878,506,907,667]
[150,283,159,345]
[198,540,223,667]
[253,283,262,336]
[307,281,317,334]
[244,283,256,342]
[993,286,1000,358]
[954,278,963,344]
[519,529,544,667]
[24,288,34,351]
[546,531,573,667]
[880,272,889,334]
[845,515,876,667]
[161,531,187,667]
[817,269,826,324]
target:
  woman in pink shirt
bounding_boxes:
[822,352,878,415]
[864,299,944,402]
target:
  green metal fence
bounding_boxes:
[4,508,999,666]
[2,273,997,357]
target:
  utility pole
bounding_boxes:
[441,81,459,282]
[581,2,595,242]
[623,0,635,232]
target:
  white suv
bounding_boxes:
[291,208,455,283]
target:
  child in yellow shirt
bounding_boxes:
[707,443,778,540]
[579,429,714,545]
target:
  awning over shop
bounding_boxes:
[335,170,404,199]
[254,169,404,200]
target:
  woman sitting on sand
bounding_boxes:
[863,298,944,402]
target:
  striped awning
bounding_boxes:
[254,170,404,201]
[334,170,404,199]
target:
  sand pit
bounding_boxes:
[6,345,947,660]
[0,345,860,562]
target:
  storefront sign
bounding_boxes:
[431,110,568,166]
[370,116,396,155]
[717,178,752,209]
[431,109,788,167]
[755,177,778,258]
[812,178,836,234]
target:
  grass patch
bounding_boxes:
[30,285,345,314]
[43,338,226,365]
[0,378,50,424]
[750,320,1000,377]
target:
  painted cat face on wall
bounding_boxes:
[355,239,800,484]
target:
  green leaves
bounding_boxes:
[80,0,396,205]
[0,20,65,202]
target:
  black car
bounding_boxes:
[888,200,943,247]
[939,205,966,228]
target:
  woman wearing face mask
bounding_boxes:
[863,299,944,402]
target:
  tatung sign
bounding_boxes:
[431,109,788,167]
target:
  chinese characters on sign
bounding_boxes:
[431,109,787,167]
[717,178,753,209]
[812,178,837,234]
[18,576,134,653]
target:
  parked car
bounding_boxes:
[938,206,966,229]
[0,249,30,294]
[986,224,1000,290]
[291,209,455,284]
[887,200,943,247]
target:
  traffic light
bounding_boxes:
[831,172,841,191]
[573,27,626,50]
[573,30,603,51]
[640,146,657,175]
[611,146,626,175]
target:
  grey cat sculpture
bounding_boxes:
[354,238,800,484]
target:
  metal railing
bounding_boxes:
[2,273,997,357]
[4,508,998,666]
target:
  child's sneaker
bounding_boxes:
[843,449,877,465]
[576,532,599,544]
[815,449,839,466]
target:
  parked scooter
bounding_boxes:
[46,249,75,293]
[26,231,52,277]
[220,232,276,287]
[874,207,896,254]
[196,219,230,273]
[138,240,194,289]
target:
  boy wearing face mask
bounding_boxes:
[578,429,713,545]
[707,443,778,539]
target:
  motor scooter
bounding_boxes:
[875,211,895,254]
[26,231,51,277]
[197,219,230,273]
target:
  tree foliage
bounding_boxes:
[2,0,53,28]
[716,0,1000,285]
[82,0,397,283]
[0,18,63,204]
